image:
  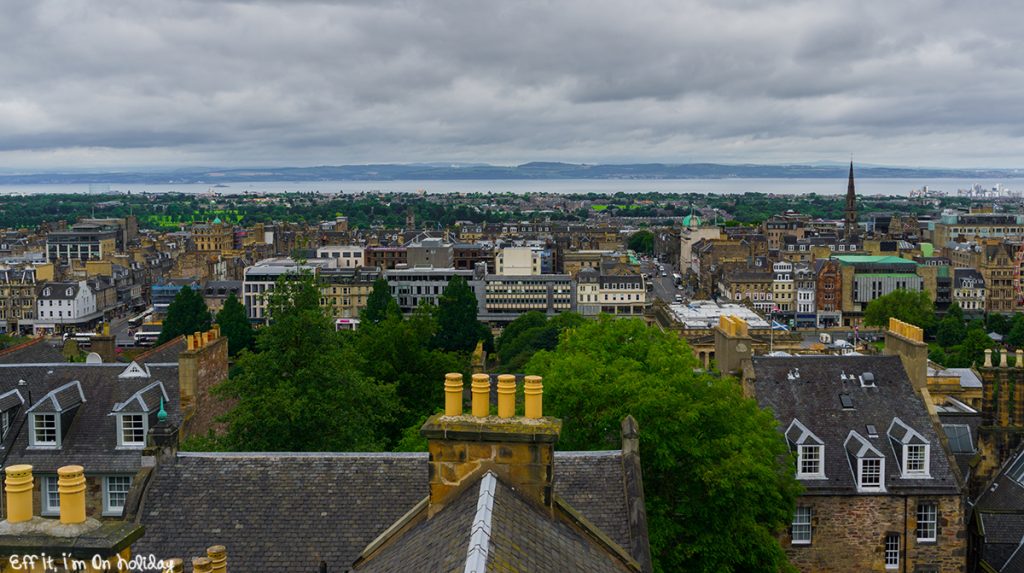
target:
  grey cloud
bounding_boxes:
[1,0,1024,169]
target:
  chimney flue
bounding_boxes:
[207,545,227,572]
[4,464,33,524]
[471,374,490,417]
[497,375,516,418]
[444,373,464,416]
[165,558,184,573]
[192,557,213,573]
[524,376,543,419]
[57,465,86,525]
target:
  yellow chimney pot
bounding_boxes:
[206,545,227,573]
[4,464,34,524]
[186,335,195,351]
[524,375,543,419]
[194,331,203,348]
[192,557,213,573]
[444,373,464,417]
[471,373,490,418]
[497,374,517,418]
[164,558,184,573]
[57,465,87,525]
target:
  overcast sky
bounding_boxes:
[2,0,1023,170]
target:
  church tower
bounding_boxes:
[844,161,857,240]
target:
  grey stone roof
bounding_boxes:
[975,447,1024,572]
[134,450,637,572]
[0,339,67,365]
[134,337,186,365]
[751,355,960,496]
[0,362,180,474]
[356,472,633,573]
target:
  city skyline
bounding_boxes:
[2,1,1024,170]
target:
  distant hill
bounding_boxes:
[1,162,1021,185]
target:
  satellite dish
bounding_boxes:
[85,352,103,364]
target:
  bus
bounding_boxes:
[335,318,360,332]
[133,322,162,346]
[128,308,154,329]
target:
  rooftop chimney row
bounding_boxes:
[443,372,544,419]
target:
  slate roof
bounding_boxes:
[0,338,67,364]
[356,472,633,573]
[133,337,185,365]
[751,355,960,496]
[975,447,1024,572]
[0,362,180,473]
[134,450,637,572]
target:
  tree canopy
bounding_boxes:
[215,292,254,356]
[158,285,212,344]
[936,303,967,348]
[362,277,401,325]
[526,317,800,572]
[495,311,586,372]
[213,272,399,451]
[863,289,936,331]
[627,230,655,256]
[433,276,484,353]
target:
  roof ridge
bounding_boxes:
[463,471,496,573]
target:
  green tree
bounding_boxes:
[496,311,586,372]
[863,290,936,331]
[215,292,254,356]
[433,276,483,353]
[953,327,996,367]
[362,277,401,325]
[987,313,1011,336]
[527,317,800,572]
[936,303,967,348]
[627,230,655,256]
[158,285,212,344]
[350,305,466,445]
[214,272,399,451]
[1007,314,1024,348]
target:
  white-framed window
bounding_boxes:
[42,476,60,516]
[103,475,133,516]
[884,534,900,569]
[859,458,883,490]
[792,506,812,545]
[916,502,937,542]
[905,444,928,476]
[118,414,146,447]
[30,413,58,447]
[799,444,824,478]
[0,409,10,440]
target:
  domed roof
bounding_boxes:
[213,217,222,224]
[682,214,702,227]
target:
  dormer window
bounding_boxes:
[888,417,931,479]
[31,413,58,447]
[845,431,886,492]
[65,288,73,297]
[43,287,51,296]
[118,414,146,447]
[786,419,826,479]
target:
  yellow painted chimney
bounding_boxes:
[192,557,213,573]
[57,465,86,525]
[471,373,490,417]
[207,545,227,573]
[444,373,464,416]
[497,375,516,418]
[164,558,184,573]
[524,376,543,419]
[4,464,34,523]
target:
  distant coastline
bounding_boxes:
[1,161,1022,186]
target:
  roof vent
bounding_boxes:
[17,379,26,387]
[786,368,800,381]
[840,371,848,381]
[866,424,878,438]
[840,394,854,409]
[860,372,875,388]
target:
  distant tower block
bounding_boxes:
[845,161,858,241]
[406,208,416,230]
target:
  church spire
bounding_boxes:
[845,161,857,240]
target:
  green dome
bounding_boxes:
[213,217,222,224]
[682,214,702,227]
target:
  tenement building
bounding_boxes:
[747,344,965,571]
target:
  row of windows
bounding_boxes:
[39,475,133,517]
[793,502,937,548]
[29,413,146,449]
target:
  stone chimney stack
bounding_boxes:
[714,315,753,375]
[883,318,928,392]
[422,373,560,517]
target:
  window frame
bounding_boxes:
[792,506,812,545]
[117,413,147,448]
[29,413,59,448]
[859,457,884,491]
[884,534,900,569]
[916,502,937,543]
[103,475,134,517]
[41,475,60,516]
[903,443,930,478]
[798,444,825,479]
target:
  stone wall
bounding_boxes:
[178,333,230,439]
[782,494,966,573]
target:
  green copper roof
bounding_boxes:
[213,217,222,224]
[682,214,702,227]
[833,255,918,265]
[854,273,921,278]
[920,243,934,257]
